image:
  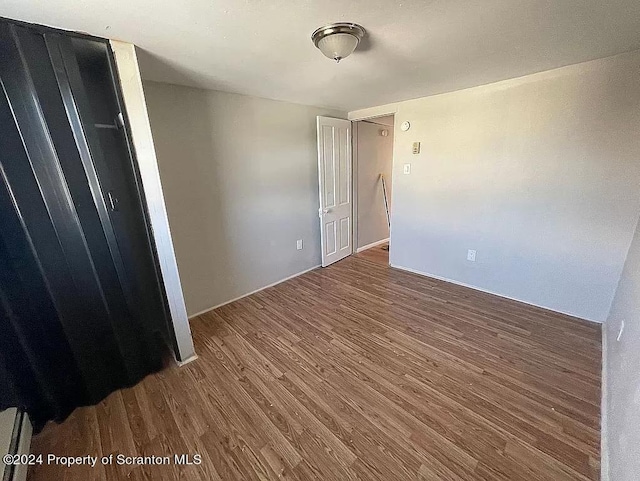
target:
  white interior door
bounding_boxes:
[317,116,352,267]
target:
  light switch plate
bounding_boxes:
[403,164,411,175]
[296,239,303,250]
[412,142,421,154]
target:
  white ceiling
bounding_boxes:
[3,0,640,111]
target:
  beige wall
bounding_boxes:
[604,213,640,480]
[356,118,394,249]
[350,50,640,322]
[143,81,344,316]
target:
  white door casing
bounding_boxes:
[317,116,352,267]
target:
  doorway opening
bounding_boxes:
[353,115,394,266]
[316,114,394,268]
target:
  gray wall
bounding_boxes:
[357,51,640,322]
[143,81,344,316]
[604,213,640,480]
[356,118,394,249]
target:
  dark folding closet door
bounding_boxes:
[0,89,87,421]
[0,21,168,428]
[48,34,172,349]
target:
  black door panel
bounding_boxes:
[0,20,170,429]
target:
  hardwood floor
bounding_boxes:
[354,242,390,266]
[28,255,601,481]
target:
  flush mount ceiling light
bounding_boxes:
[311,23,365,63]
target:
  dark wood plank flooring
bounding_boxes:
[28,255,601,480]
[354,242,390,266]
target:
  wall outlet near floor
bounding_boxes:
[403,163,411,175]
[296,239,303,250]
[617,320,625,342]
[467,249,477,262]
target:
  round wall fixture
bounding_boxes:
[400,121,411,131]
[311,23,365,63]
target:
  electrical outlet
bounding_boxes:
[403,163,411,175]
[412,142,421,154]
[296,239,303,250]
[467,249,476,262]
[617,320,625,342]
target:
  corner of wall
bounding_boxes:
[600,210,640,481]
[600,323,609,481]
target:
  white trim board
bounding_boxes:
[188,264,321,319]
[390,263,602,324]
[601,325,609,481]
[110,41,196,363]
[349,104,399,121]
[356,238,390,253]
[177,354,199,367]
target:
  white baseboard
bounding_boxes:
[356,238,390,253]
[389,263,601,324]
[187,264,322,319]
[601,324,609,481]
[176,354,199,367]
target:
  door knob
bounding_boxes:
[322,208,331,214]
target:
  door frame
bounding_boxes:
[349,108,398,258]
[109,41,196,363]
